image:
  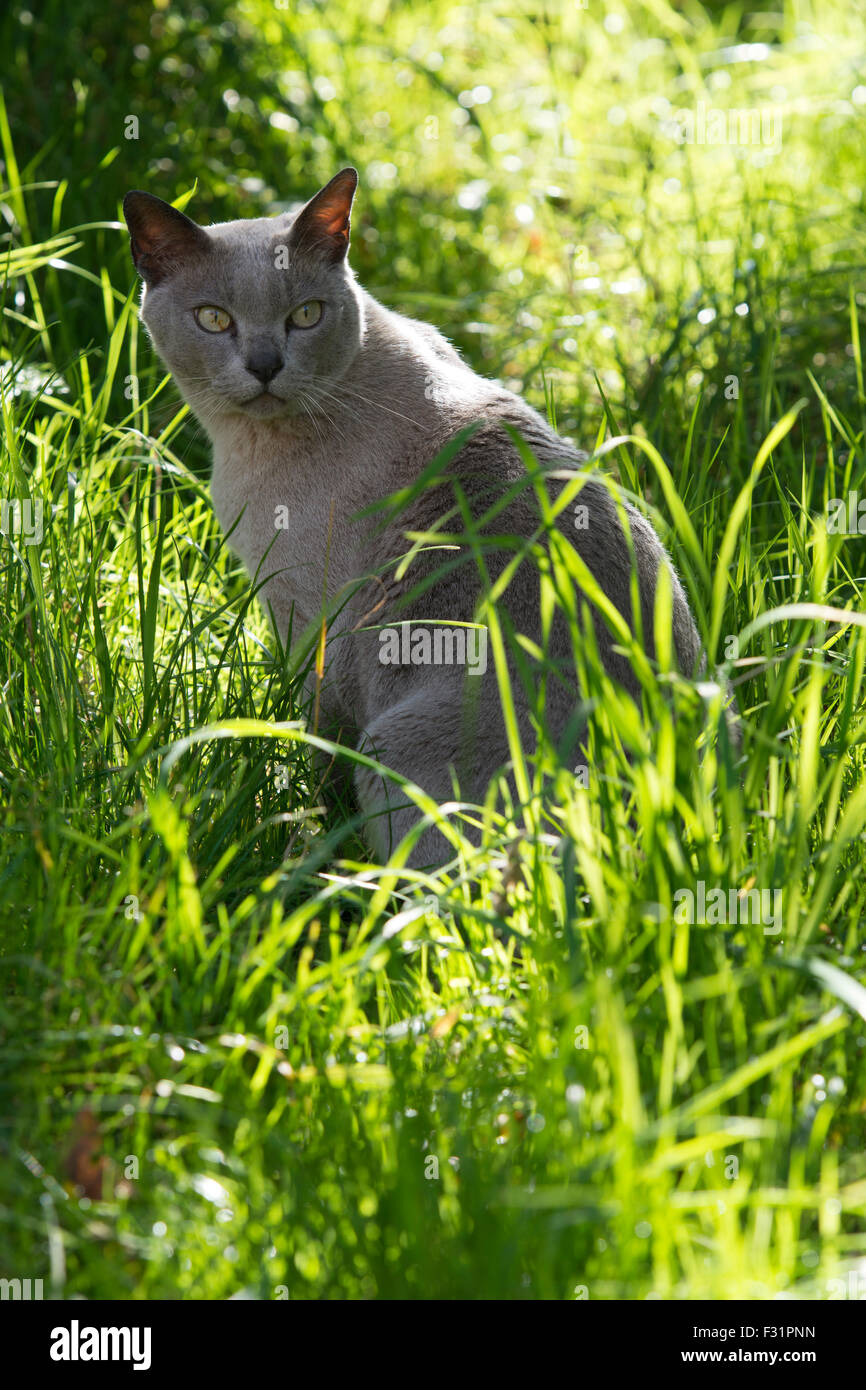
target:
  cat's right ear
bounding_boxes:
[123,192,210,285]
[287,168,358,264]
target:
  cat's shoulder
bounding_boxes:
[401,313,466,369]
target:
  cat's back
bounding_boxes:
[359,302,700,681]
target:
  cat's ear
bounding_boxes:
[123,191,210,285]
[287,168,358,264]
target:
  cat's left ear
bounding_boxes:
[287,168,358,264]
[123,191,211,285]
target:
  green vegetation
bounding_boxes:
[1,0,866,1299]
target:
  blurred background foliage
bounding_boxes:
[4,0,865,472]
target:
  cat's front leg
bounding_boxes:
[353,676,512,868]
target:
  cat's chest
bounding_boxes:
[209,431,362,629]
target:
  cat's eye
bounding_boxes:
[287,300,322,329]
[194,305,233,333]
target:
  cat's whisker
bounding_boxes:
[299,391,335,450]
[300,388,339,437]
[307,379,418,426]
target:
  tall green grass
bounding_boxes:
[1,0,866,1299]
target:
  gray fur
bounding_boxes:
[124,169,703,866]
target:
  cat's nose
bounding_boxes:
[245,348,283,384]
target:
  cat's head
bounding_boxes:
[123,168,364,422]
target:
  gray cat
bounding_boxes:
[124,168,704,866]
